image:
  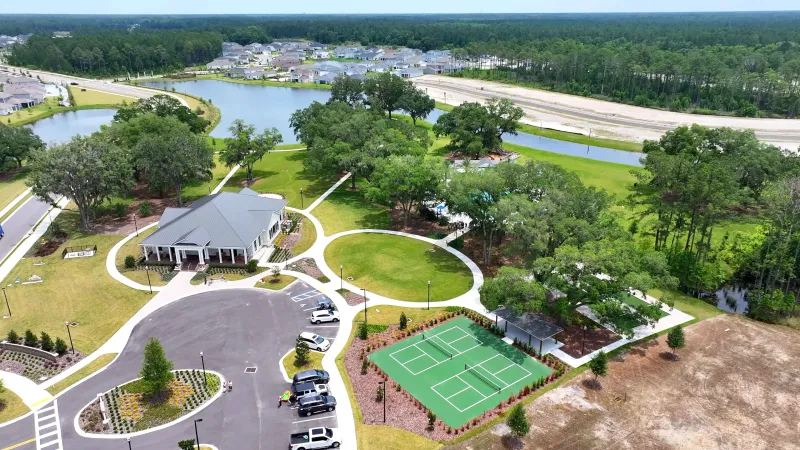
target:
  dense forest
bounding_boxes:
[4,13,800,115]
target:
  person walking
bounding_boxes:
[228,380,233,392]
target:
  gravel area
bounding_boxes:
[342,291,366,306]
[286,258,324,279]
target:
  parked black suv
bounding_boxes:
[297,395,337,417]
[292,369,330,385]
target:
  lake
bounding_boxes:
[142,79,645,166]
[26,108,116,144]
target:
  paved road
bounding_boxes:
[0,195,55,266]
[0,284,340,450]
[413,79,800,143]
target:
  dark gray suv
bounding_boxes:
[297,395,337,417]
[292,369,330,385]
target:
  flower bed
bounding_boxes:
[344,307,568,440]
[80,370,221,434]
[285,258,324,279]
[0,348,83,383]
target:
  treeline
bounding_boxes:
[451,41,800,117]
[6,29,223,76]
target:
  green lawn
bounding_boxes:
[0,207,155,354]
[223,151,334,209]
[292,219,317,255]
[68,86,129,106]
[281,348,324,379]
[114,227,169,287]
[47,353,118,395]
[0,168,30,218]
[255,274,297,290]
[182,155,231,202]
[324,233,473,301]
[617,293,668,318]
[0,389,28,424]
[648,288,724,322]
[313,179,390,235]
[135,74,332,90]
[369,317,552,428]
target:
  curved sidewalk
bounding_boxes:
[105,221,162,292]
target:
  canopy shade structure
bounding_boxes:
[491,306,564,354]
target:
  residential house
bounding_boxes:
[272,56,302,69]
[397,68,424,79]
[206,58,235,70]
[314,73,337,85]
[334,46,363,59]
[309,42,326,51]
[360,49,383,61]
[139,188,288,268]
[282,51,306,61]
[222,42,244,56]
[244,43,264,54]
[312,50,331,60]
[52,31,71,38]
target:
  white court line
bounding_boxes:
[445,386,473,400]
[492,364,517,377]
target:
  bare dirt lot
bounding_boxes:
[444,314,800,450]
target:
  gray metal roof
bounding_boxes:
[141,189,287,249]
[492,307,563,340]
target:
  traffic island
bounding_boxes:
[79,369,221,434]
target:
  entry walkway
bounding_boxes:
[0,371,53,411]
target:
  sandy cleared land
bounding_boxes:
[413,76,800,150]
[444,314,800,450]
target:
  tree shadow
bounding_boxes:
[501,435,525,450]
[659,351,679,361]
[582,379,603,391]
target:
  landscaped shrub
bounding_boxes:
[448,237,464,250]
[427,410,437,430]
[357,322,368,340]
[361,359,369,375]
[6,329,18,343]
[399,312,407,330]
[124,255,136,269]
[40,332,54,352]
[375,384,384,402]
[113,203,127,218]
[245,259,259,273]
[138,201,152,217]
[24,329,38,347]
[55,337,68,355]
[294,337,310,367]
[178,439,196,450]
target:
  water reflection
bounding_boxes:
[25,109,116,144]
[714,287,749,314]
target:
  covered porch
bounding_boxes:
[491,306,564,356]
[141,245,251,267]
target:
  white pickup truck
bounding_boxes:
[288,427,341,450]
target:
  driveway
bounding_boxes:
[0,283,341,450]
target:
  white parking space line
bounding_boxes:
[292,415,336,424]
[307,325,340,328]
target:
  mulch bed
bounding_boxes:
[92,183,180,235]
[0,345,85,383]
[388,210,451,237]
[32,235,68,257]
[556,324,620,359]
[342,291,367,306]
[459,233,524,277]
[286,258,324,279]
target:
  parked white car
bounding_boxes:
[310,309,340,324]
[298,332,331,352]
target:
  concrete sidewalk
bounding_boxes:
[0,371,52,410]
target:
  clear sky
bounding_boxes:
[3,0,799,14]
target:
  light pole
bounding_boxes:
[194,418,203,449]
[363,288,367,325]
[378,381,386,423]
[145,269,152,294]
[339,265,343,291]
[300,188,304,209]
[133,213,139,237]
[427,280,431,310]
[65,321,74,355]
[127,437,132,450]
[200,351,207,386]
[581,325,587,357]
[2,287,10,318]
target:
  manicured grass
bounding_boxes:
[370,317,552,428]
[254,274,297,290]
[68,86,128,106]
[223,151,334,209]
[292,219,317,256]
[617,293,668,318]
[648,288,723,322]
[324,233,473,301]
[182,155,231,202]
[352,305,453,326]
[358,425,442,450]
[135,74,332,90]
[0,168,30,218]
[4,97,64,126]
[281,348,325,380]
[0,207,155,354]
[313,179,390,236]
[0,388,29,424]
[47,353,118,395]
[114,227,169,287]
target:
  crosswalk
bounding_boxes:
[33,400,62,450]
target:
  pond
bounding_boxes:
[25,108,116,144]
[141,80,644,166]
[714,287,749,314]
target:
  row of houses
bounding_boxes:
[0,34,32,51]
[0,75,46,116]
[207,41,329,71]
[285,55,464,84]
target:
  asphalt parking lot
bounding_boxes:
[0,282,341,450]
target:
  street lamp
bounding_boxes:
[127,437,132,450]
[200,351,207,386]
[339,265,343,291]
[194,418,203,449]
[427,280,431,310]
[133,213,139,237]
[363,288,367,324]
[581,325,588,357]
[2,287,10,318]
[65,321,74,355]
[145,269,152,294]
[300,188,304,209]
[378,381,386,423]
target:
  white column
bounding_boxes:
[198,248,204,265]
[156,247,161,262]
[219,249,222,264]
[168,247,173,262]
[231,249,235,264]
[176,249,182,264]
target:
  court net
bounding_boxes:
[421,334,453,359]
[465,364,501,393]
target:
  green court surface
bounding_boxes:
[368,317,552,428]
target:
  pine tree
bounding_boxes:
[40,332,54,352]
[589,350,608,386]
[140,338,174,396]
[294,337,310,367]
[55,337,68,355]
[667,326,686,357]
[506,403,530,437]
[399,312,408,330]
